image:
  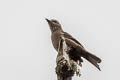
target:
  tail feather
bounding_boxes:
[82,51,101,71]
[85,52,101,63]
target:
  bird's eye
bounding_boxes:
[52,20,58,23]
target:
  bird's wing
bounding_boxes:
[63,32,101,70]
[63,32,84,48]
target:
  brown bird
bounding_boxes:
[46,18,101,71]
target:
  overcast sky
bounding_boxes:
[0,0,120,80]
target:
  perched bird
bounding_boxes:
[46,18,101,71]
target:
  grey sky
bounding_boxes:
[0,0,120,80]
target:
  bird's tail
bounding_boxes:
[81,51,101,71]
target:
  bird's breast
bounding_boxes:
[51,31,63,51]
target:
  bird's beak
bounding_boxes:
[45,18,53,30]
[45,18,51,23]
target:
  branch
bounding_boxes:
[56,36,81,80]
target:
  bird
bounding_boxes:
[46,18,101,71]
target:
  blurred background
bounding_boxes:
[0,0,120,80]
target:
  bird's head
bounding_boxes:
[46,18,63,33]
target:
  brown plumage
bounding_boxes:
[46,18,101,71]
